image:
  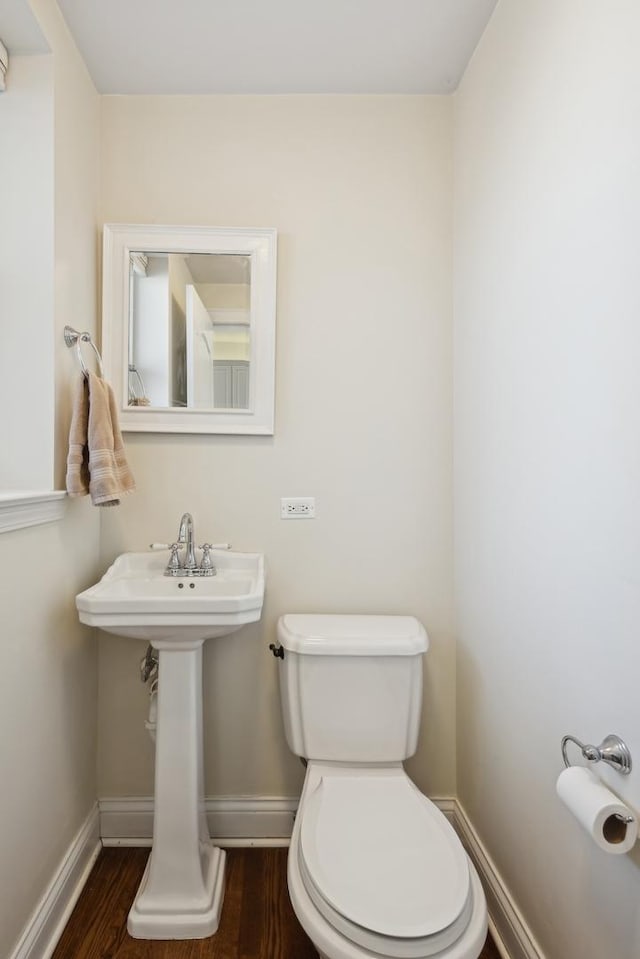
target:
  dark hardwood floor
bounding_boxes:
[52,847,501,959]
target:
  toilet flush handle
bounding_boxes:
[269,643,285,660]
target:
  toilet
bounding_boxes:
[274,613,488,959]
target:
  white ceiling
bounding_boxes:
[54,0,497,96]
[1,0,49,55]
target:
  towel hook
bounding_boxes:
[561,733,632,775]
[64,325,104,378]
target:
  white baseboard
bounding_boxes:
[99,795,298,846]
[449,799,546,959]
[8,804,101,959]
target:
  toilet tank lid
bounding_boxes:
[277,614,428,656]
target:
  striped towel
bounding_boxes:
[66,373,135,507]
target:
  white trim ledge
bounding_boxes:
[99,796,299,847]
[0,491,67,534]
[8,804,101,959]
[451,799,546,959]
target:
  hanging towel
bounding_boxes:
[66,372,136,507]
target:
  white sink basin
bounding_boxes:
[76,549,264,642]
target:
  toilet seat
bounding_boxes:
[298,769,473,959]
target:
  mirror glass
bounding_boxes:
[129,252,252,411]
[103,225,277,434]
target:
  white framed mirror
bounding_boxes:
[102,224,277,434]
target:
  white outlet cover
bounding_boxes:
[281,497,316,519]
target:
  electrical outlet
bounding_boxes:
[281,497,316,519]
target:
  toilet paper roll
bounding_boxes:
[556,765,638,854]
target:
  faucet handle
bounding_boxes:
[197,544,217,576]
[199,544,214,569]
[167,543,181,571]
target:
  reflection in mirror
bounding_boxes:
[129,252,252,411]
[102,225,277,434]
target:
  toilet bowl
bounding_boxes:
[288,763,487,959]
[274,614,488,959]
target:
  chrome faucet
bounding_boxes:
[161,513,223,577]
[178,512,197,571]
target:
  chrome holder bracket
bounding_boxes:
[561,733,632,775]
[64,325,104,377]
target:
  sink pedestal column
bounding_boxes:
[128,639,226,939]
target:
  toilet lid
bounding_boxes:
[299,773,471,945]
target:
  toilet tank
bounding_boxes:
[275,614,429,763]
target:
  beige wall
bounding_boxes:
[98,94,455,801]
[0,506,100,958]
[50,0,102,488]
[0,2,101,956]
[9,4,640,955]
[454,3,640,958]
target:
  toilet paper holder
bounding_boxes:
[561,733,632,776]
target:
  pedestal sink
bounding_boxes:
[76,549,265,939]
